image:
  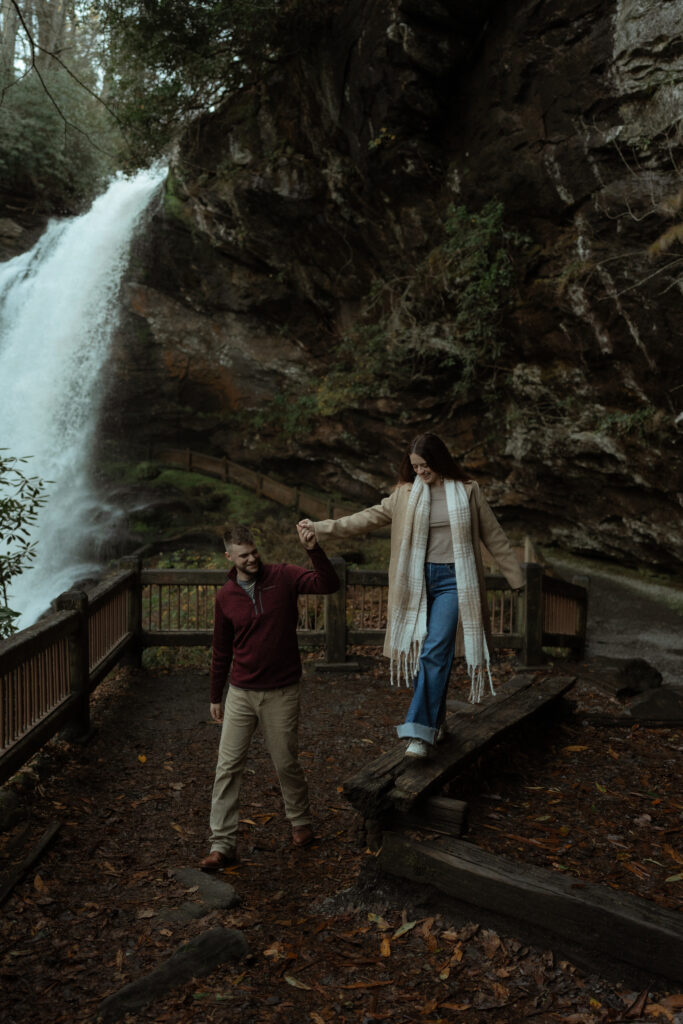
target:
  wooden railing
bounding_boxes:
[160,448,357,521]
[0,565,138,785]
[0,559,587,784]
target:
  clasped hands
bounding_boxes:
[297,518,316,550]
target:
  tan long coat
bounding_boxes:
[313,481,525,659]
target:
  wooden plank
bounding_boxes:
[297,493,331,519]
[261,476,296,506]
[542,632,582,649]
[389,675,576,812]
[140,570,227,585]
[141,630,212,647]
[348,570,389,586]
[389,796,468,837]
[379,833,683,984]
[0,822,61,907]
[0,611,78,674]
[343,675,575,817]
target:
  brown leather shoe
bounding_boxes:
[200,849,236,871]
[291,825,314,848]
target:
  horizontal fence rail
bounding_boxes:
[160,448,356,521]
[0,557,587,786]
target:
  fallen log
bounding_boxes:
[379,833,683,984]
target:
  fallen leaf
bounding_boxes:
[645,1006,674,1021]
[480,929,501,958]
[380,936,391,958]
[563,746,588,753]
[284,974,312,991]
[137,909,154,919]
[368,913,390,931]
[137,754,147,764]
[115,949,124,971]
[310,1014,326,1024]
[665,873,683,883]
[660,995,683,1009]
[33,875,46,892]
[392,920,417,939]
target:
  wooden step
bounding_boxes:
[343,674,576,817]
[387,795,468,838]
[379,832,683,984]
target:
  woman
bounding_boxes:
[299,433,524,758]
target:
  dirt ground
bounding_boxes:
[1,648,682,1024]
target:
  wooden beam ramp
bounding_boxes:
[341,672,683,985]
[379,833,683,985]
[343,673,577,820]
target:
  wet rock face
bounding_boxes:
[109,0,683,571]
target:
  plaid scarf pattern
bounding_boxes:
[389,476,493,703]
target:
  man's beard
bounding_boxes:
[242,560,262,578]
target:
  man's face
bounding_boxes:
[227,542,262,580]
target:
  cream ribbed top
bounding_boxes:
[426,482,453,563]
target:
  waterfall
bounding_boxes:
[0,168,165,629]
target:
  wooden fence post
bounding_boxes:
[55,590,91,739]
[119,556,143,668]
[520,563,544,668]
[317,557,358,671]
[326,557,347,664]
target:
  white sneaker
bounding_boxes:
[405,738,430,758]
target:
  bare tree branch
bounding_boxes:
[4,0,122,158]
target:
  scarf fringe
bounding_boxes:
[390,639,422,688]
[467,635,494,704]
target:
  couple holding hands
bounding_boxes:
[200,433,523,870]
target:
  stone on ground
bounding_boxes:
[173,867,241,910]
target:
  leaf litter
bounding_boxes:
[0,653,680,1023]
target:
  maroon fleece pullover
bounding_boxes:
[209,544,339,703]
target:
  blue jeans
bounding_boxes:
[396,563,459,745]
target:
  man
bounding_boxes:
[200,521,339,870]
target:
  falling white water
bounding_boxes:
[0,168,165,629]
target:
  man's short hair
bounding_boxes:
[223,524,255,552]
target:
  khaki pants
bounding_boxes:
[209,682,311,855]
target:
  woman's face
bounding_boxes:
[410,453,440,486]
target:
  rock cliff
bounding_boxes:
[106,0,682,571]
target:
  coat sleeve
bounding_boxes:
[473,483,525,590]
[210,598,234,704]
[289,543,340,595]
[313,491,396,539]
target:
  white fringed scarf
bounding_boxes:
[389,476,494,704]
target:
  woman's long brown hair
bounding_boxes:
[397,433,469,484]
